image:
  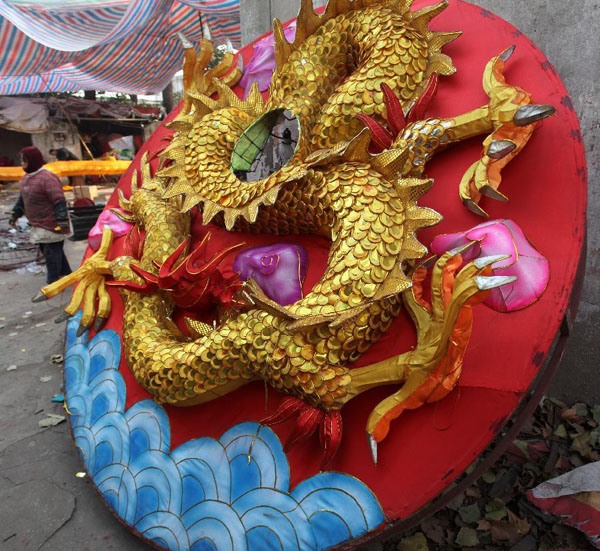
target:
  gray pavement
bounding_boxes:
[0,1,598,550]
[0,239,149,550]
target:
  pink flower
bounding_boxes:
[88,208,133,251]
[430,219,549,312]
[233,243,308,305]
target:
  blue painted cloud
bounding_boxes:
[64,313,385,551]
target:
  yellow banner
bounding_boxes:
[0,159,131,181]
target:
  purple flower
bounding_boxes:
[233,243,308,305]
[430,219,549,312]
[88,208,133,251]
[239,21,297,95]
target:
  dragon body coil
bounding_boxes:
[120,0,449,409]
[43,0,553,456]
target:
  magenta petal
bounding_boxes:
[88,208,133,251]
[501,219,548,261]
[430,219,549,312]
[232,243,308,306]
[485,254,550,312]
[240,21,297,94]
[465,222,517,269]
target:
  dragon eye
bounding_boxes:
[231,108,299,182]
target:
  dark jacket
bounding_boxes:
[11,169,68,232]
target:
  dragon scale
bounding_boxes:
[41,0,554,450]
[107,0,452,409]
[116,159,423,408]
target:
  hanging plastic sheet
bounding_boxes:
[0,0,240,94]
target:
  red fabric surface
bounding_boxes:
[90,0,586,520]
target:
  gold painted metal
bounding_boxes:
[39,0,550,450]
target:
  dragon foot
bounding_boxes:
[261,396,343,470]
[36,227,115,334]
[459,46,555,216]
[345,247,514,462]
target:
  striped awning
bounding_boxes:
[0,0,240,95]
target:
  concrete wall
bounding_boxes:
[466,0,598,404]
[239,0,600,404]
[0,127,31,165]
[30,120,82,161]
[0,120,81,166]
[240,0,327,45]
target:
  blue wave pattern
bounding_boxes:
[64,313,384,551]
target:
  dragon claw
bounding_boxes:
[474,274,517,291]
[177,31,194,49]
[369,435,378,465]
[34,227,115,331]
[54,310,70,323]
[416,255,438,270]
[473,254,509,269]
[360,253,520,447]
[31,291,48,303]
[448,240,480,257]
[76,323,88,338]
[499,44,516,62]
[479,184,509,202]
[94,317,107,331]
[457,52,555,215]
[513,104,556,126]
[487,139,516,159]
[463,198,489,217]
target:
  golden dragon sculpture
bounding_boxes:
[38,0,554,466]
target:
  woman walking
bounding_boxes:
[9,146,72,284]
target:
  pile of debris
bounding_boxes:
[388,398,600,550]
